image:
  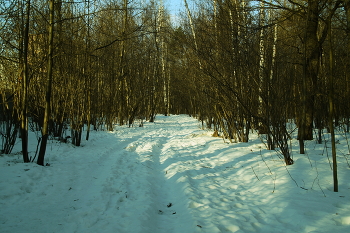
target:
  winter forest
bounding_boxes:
[1,0,350,232]
[1,0,349,165]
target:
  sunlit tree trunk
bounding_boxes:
[258,0,268,139]
[184,0,201,69]
[21,0,30,163]
[157,2,169,116]
[85,0,92,140]
[267,17,278,151]
[37,0,54,166]
[118,0,128,126]
[258,0,265,115]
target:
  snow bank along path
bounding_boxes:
[1,115,350,232]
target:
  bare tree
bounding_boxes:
[20,0,31,162]
[37,0,54,166]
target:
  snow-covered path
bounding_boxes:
[123,120,197,232]
[1,115,350,233]
[0,116,199,233]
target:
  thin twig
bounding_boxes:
[305,150,313,168]
[322,131,333,170]
[318,182,326,197]
[283,162,299,187]
[260,149,277,192]
[260,149,273,175]
[312,160,326,197]
[251,166,260,181]
[311,161,319,190]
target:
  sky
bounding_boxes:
[165,0,185,25]
[165,0,184,13]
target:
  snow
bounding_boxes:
[1,115,350,233]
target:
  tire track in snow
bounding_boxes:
[50,132,155,233]
[130,119,197,233]
[5,135,130,233]
[59,138,134,232]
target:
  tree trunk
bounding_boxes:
[298,0,320,153]
[184,0,201,69]
[345,1,350,131]
[37,0,54,166]
[304,0,320,140]
[328,16,338,192]
[85,0,91,141]
[298,0,341,153]
[258,0,265,120]
[21,0,30,163]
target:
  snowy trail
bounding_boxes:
[4,116,199,233]
[123,118,197,232]
[1,115,350,233]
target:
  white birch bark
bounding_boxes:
[184,0,202,69]
[270,23,278,81]
[268,1,278,82]
[258,0,265,115]
[156,1,169,115]
[183,0,197,50]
